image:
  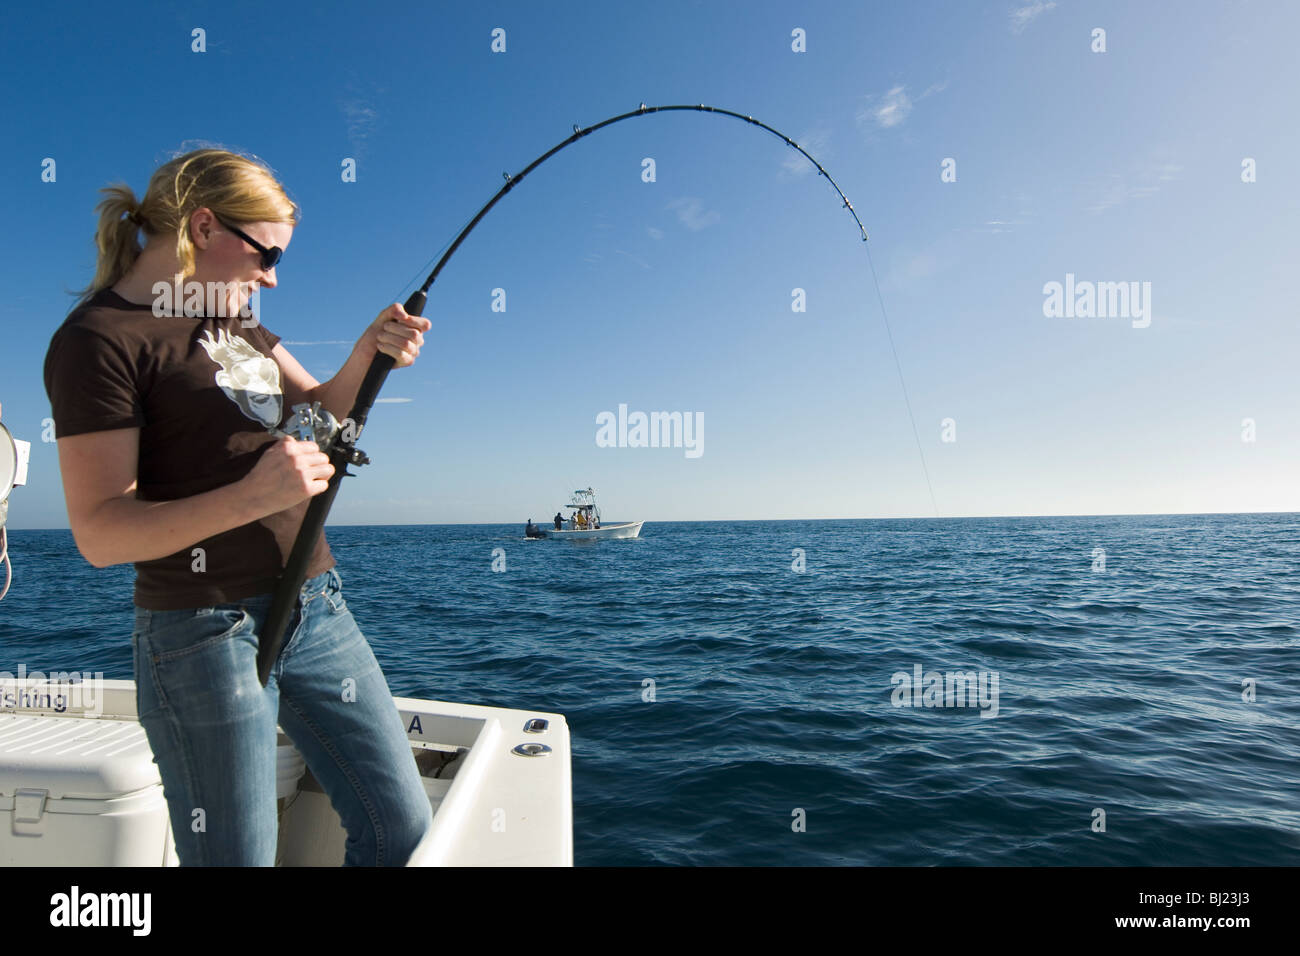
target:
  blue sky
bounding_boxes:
[1,0,1297,526]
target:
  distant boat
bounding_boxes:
[547,488,644,540]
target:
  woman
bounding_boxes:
[43,148,435,866]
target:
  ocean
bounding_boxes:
[2,514,1298,865]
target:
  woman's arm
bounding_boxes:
[58,305,428,569]
[58,427,333,568]
[272,303,431,422]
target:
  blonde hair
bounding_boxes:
[77,147,299,301]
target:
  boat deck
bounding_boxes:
[0,679,572,866]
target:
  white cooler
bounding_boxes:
[0,714,176,866]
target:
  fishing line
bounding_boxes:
[389,209,479,305]
[864,243,939,517]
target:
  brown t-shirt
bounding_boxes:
[43,288,333,610]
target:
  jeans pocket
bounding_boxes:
[139,607,262,718]
[144,607,253,664]
[324,568,348,615]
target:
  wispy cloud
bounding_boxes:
[978,219,1028,234]
[1088,180,1158,213]
[339,79,383,158]
[862,86,912,128]
[1009,1,1057,35]
[1087,162,1182,214]
[647,227,664,240]
[376,397,412,404]
[966,191,1034,234]
[782,128,831,176]
[857,81,947,130]
[667,197,720,231]
[616,249,651,270]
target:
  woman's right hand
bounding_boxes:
[240,437,335,517]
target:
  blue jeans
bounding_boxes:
[131,568,433,866]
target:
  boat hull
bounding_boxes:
[545,520,643,540]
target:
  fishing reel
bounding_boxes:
[276,402,370,469]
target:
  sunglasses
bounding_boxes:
[214,216,282,271]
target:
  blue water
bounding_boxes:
[3,514,1299,865]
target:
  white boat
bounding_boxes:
[0,415,573,867]
[0,419,31,601]
[544,488,644,540]
[0,677,572,866]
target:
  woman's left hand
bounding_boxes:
[362,303,432,368]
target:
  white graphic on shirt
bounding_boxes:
[196,328,283,429]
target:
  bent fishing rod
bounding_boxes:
[256,102,933,686]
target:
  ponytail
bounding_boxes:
[75,184,145,302]
[75,148,299,304]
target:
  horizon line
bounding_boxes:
[7,508,1297,533]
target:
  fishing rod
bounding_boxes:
[256,102,932,686]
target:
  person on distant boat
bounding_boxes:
[42,149,434,867]
[525,518,538,537]
[553,512,562,530]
